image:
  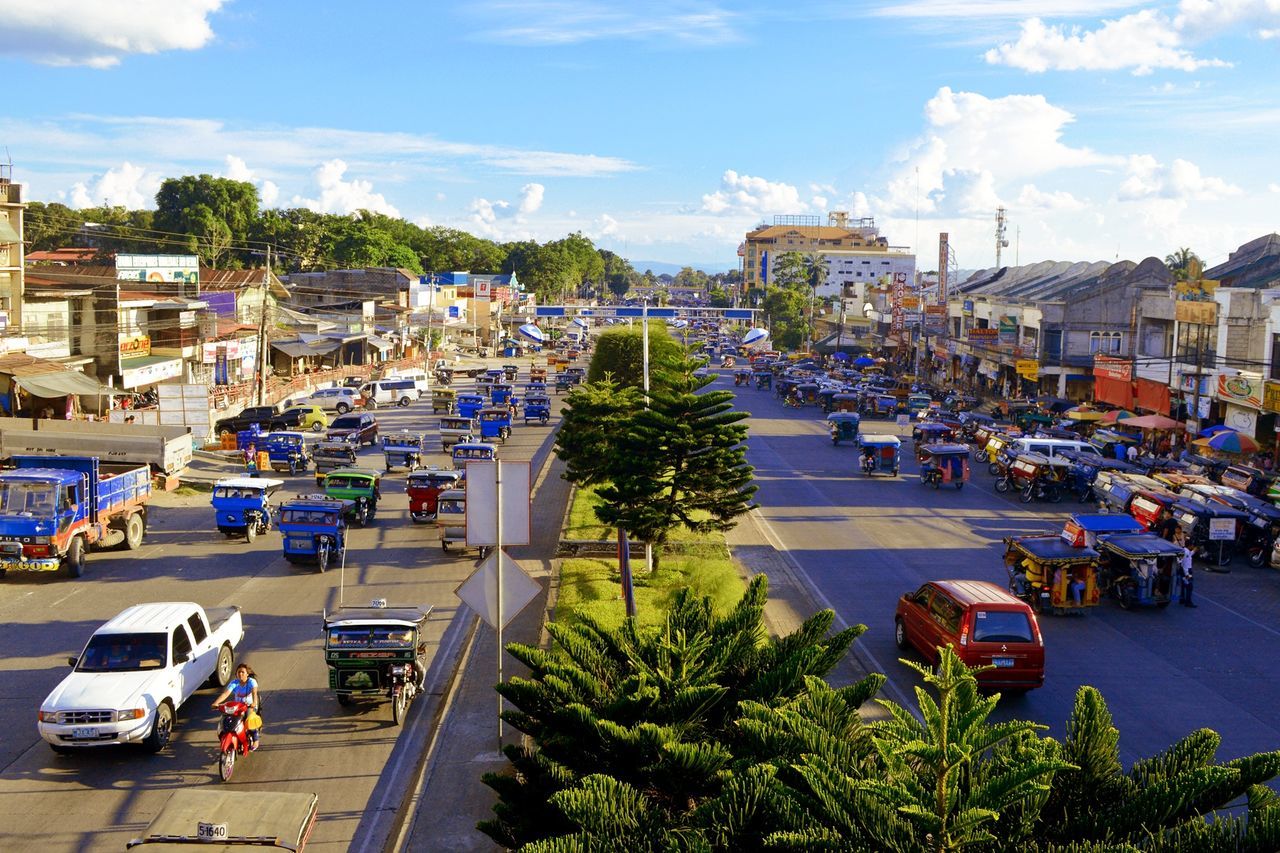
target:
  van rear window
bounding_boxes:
[972,610,1034,643]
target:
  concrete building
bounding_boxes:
[0,165,24,330]
[742,212,915,303]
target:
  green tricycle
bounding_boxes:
[322,468,382,527]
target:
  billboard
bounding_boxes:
[937,233,949,304]
[924,304,947,336]
[967,328,998,344]
[116,255,199,298]
[998,315,1018,345]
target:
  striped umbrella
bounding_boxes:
[517,323,547,344]
[1198,424,1235,438]
[1099,409,1137,424]
[1193,430,1259,454]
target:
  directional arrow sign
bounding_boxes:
[456,550,541,630]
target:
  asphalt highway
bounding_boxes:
[728,372,1280,765]
[0,370,563,852]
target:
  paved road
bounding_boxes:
[0,368,565,852]
[728,374,1280,764]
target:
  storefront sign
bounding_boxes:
[1224,403,1258,435]
[924,304,947,336]
[998,316,1018,346]
[121,358,182,389]
[201,343,218,364]
[119,335,151,357]
[1209,518,1237,541]
[1016,359,1040,380]
[1217,374,1262,409]
[938,233,949,301]
[891,272,906,337]
[967,328,998,344]
[1264,381,1280,414]
[1178,372,1214,395]
[901,296,920,310]
[225,339,241,361]
[1175,300,1218,325]
[962,299,974,316]
[1093,355,1132,381]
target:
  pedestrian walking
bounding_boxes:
[1174,529,1197,607]
[244,443,259,479]
[1126,443,1139,463]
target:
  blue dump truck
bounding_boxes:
[0,456,152,578]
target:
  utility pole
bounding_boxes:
[255,245,270,406]
[423,273,435,393]
[641,300,652,574]
[1191,322,1204,430]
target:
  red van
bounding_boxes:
[894,580,1045,691]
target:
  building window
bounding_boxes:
[1044,330,1063,359]
[1271,334,1280,380]
[1176,323,1218,364]
[1089,331,1122,354]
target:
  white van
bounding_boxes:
[393,371,431,394]
[360,379,421,408]
[1007,437,1101,460]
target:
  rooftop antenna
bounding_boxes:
[995,207,1010,268]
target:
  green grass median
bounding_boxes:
[555,485,746,632]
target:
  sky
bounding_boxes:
[1,0,1278,273]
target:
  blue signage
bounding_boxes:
[760,250,768,283]
[534,306,567,316]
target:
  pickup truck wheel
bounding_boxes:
[144,702,174,753]
[894,618,910,651]
[208,644,234,688]
[65,536,86,578]
[336,694,352,707]
[124,513,145,550]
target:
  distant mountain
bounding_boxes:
[631,260,738,277]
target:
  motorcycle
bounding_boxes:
[1020,479,1063,504]
[860,453,877,475]
[214,700,257,782]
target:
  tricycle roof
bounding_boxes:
[325,467,381,479]
[1096,533,1186,557]
[282,495,354,511]
[440,416,474,427]
[324,604,432,628]
[859,434,901,447]
[315,440,357,453]
[480,407,511,416]
[1070,513,1144,533]
[382,432,426,446]
[827,412,860,423]
[454,442,497,454]
[437,488,466,501]
[264,430,306,441]
[407,469,462,484]
[458,392,485,401]
[125,788,319,851]
[1008,534,1100,561]
[918,443,970,456]
[214,477,285,492]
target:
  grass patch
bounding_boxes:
[556,485,747,632]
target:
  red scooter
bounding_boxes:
[214,700,256,782]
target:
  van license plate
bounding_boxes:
[992,657,1014,668]
[71,727,98,739]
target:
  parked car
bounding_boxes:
[215,405,280,437]
[37,602,244,753]
[296,387,364,414]
[270,404,329,433]
[326,412,379,446]
[894,579,1044,692]
[360,379,421,408]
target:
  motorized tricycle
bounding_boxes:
[1001,453,1069,503]
[1170,498,1248,568]
[452,441,498,469]
[1061,512,1144,550]
[211,477,284,542]
[795,383,820,406]
[431,388,457,415]
[523,381,547,397]
[1221,464,1275,497]
[857,435,900,477]
[311,440,358,487]
[126,789,319,850]
[382,431,428,472]
[864,394,899,419]
[959,412,996,441]
[1095,533,1182,608]
[524,394,551,425]
[278,495,352,572]
[554,374,573,394]
[912,422,955,444]
[917,443,970,490]
[490,383,514,406]
[1127,489,1180,531]
[1182,452,1229,482]
[503,363,520,381]
[406,468,463,522]
[1004,534,1101,614]
[263,432,310,475]
[754,370,772,391]
[832,392,858,413]
[436,488,486,555]
[322,468,382,527]
[828,412,861,446]
[478,406,513,443]
[1184,485,1280,567]
[529,366,547,383]
[734,369,752,387]
[1056,450,1137,503]
[457,393,486,419]
[1091,471,1167,514]
[439,415,475,449]
[907,394,933,416]
[323,601,434,724]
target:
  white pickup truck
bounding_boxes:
[37,602,244,753]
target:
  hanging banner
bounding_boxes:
[890,272,906,336]
[202,343,218,364]
[937,233,949,304]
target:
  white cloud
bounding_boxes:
[0,0,224,68]
[984,12,1229,75]
[221,155,280,207]
[1270,182,1280,192]
[293,159,400,217]
[1262,27,1280,37]
[597,214,620,236]
[873,1,1141,17]
[1016,183,1087,210]
[66,162,163,208]
[700,170,808,216]
[1117,154,1242,201]
[469,1,741,46]
[517,182,545,215]
[1175,0,1280,34]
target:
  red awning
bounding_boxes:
[1135,378,1171,415]
[1095,376,1133,408]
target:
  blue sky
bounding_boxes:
[2,0,1278,272]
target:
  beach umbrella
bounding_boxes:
[1099,409,1137,424]
[1199,424,1235,438]
[517,323,547,344]
[741,327,770,348]
[571,317,589,328]
[853,356,876,367]
[1120,414,1184,431]
[1193,430,1259,454]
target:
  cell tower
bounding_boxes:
[995,207,1010,268]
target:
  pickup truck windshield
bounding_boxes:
[77,633,168,672]
[0,482,58,515]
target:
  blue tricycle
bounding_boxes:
[382,431,429,472]
[278,494,353,573]
[211,477,284,542]
[524,395,551,425]
[490,383,514,406]
[478,407,513,443]
[857,435,901,477]
[457,393,486,419]
[264,431,309,475]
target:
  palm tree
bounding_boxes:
[804,252,828,347]
[1165,247,1202,282]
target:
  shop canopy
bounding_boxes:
[1118,414,1184,431]
[16,369,122,398]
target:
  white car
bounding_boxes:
[38,602,244,753]
[294,387,363,414]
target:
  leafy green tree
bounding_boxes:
[674,265,710,290]
[1164,247,1202,282]
[479,576,870,850]
[762,286,808,350]
[553,380,643,487]
[584,324,684,387]
[708,286,733,307]
[599,249,636,299]
[594,352,756,557]
[154,174,260,265]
